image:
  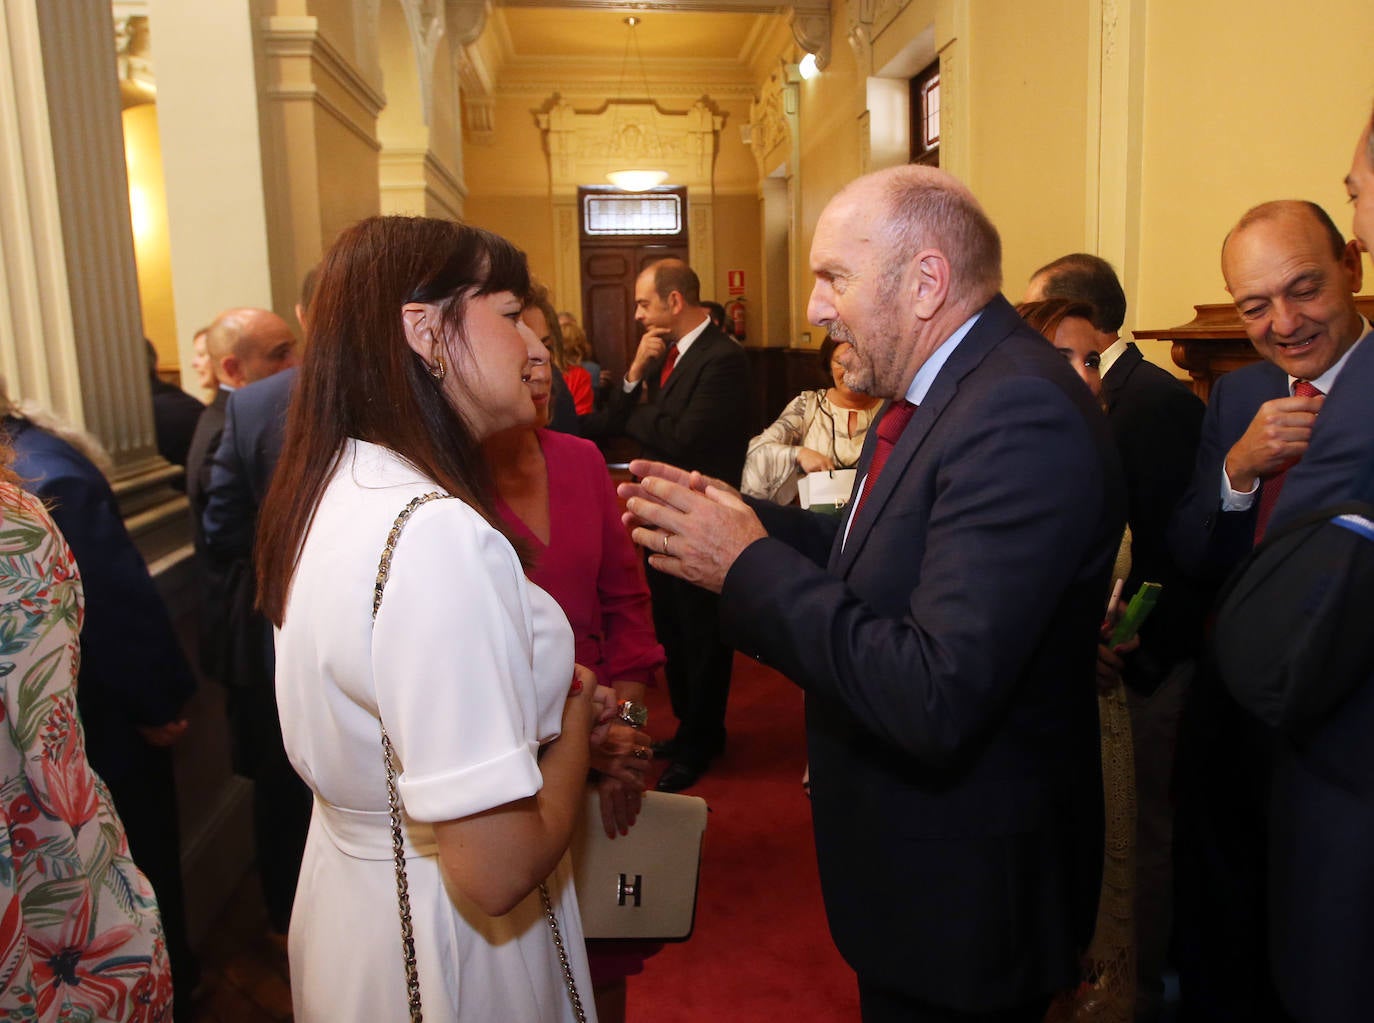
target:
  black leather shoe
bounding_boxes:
[650,739,678,760]
[655,761,704,793]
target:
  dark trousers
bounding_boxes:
[1171,666,1292,1023]
[858,981,1051,1023]
[103,743,198,1017]
[646,565,733,767]
[232,679,312,933]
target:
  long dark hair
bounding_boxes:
[256,216,532,626]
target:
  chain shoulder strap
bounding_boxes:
[374,492,451,1023]
[372,491,586,1023]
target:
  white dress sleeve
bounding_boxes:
[369,500,575,824]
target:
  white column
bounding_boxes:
[0,0,169,490]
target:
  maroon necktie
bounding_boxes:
[852,399,916,518]
[1253,379,1322,543]
[658,344,679,387]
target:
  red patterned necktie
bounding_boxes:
[658,344,680,387]
[852,399,917,518]
[1253,379,1322,543]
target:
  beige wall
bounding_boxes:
[1134,0,1374,338]
[775,0,1374,374]
[966,0,1091,295]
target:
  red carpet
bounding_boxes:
[627,654,860,1020]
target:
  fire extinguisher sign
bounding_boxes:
[727,270,746,296]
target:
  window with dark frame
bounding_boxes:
[581,189,684,237]
[910,59,940,167]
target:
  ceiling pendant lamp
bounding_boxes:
[606,16,668,192]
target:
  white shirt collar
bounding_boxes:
[672,313,711,359]
[903,311,983,405]
[1291,319,1371,394]
[1097,336,1129,378]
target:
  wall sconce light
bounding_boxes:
[798,53,820,80]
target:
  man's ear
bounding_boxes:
[219,355,244,388]
[1342,238,1365,294]
[666,290,686,316]
[910,249,952,320]
[401,302,440,361]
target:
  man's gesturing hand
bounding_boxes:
[619,469,765,593]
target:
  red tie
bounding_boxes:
[1253,379,1322,543]
[852,400,916,518]
[658,344,679,387]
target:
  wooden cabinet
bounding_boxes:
[1134,296,1374,401]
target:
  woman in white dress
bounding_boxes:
[255,216,609,1021]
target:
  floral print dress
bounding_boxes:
[0,485,171,1022]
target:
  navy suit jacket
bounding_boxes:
[583,322,751,484]
[720,296,1123,1010]
[1102,344,1207,690]
[1168,358,1289,581]
[203,367,296,562]
[1261,328,1374,1023]
[202,368,296,694]
[3,418,196,782]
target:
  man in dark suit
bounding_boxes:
[1252,124,1374,1023]
[202,364,310,937]
[187,308,298,683]
[620,166,1123,1020]
[1167,199,1365,1023]
[1027,253,1204,1020]
[145,339,204,484]
[582,258,752,792]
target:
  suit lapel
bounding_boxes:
[831,296,1021,575]
[1100,343,1141,413]
[659,324,724,399]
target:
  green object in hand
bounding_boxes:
[1109,582,1162,647]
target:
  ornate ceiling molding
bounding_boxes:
[112,2,155,107]
[497,0,830,67]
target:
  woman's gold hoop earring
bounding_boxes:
[427,352,446,382]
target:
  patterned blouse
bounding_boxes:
[741,389,881,505]
[0,484,171,1022]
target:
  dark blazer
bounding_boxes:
[1261,327,1374,1023]
[719,296,1123,1011]
[202,368,296,697]
[149,375,203,471]
[186,388,229,546]
[3,417,196,781]
[1168,359,1289,581]
[186,388,230,680]
[203,367,296,562]
[584,322,751,484]
[1271,326,1374,528]
[1102,343,1207,691]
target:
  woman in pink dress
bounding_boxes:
[485,306,666,1023]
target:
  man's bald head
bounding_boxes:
[206,308,298,388]
[836,165,1003,311]
[1220,200,1363,381]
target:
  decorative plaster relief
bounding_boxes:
[747,62,797,175]
[112,8,154,102]
[535,93,724,195]
[787,2,831,69]
[398,0,446,125]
